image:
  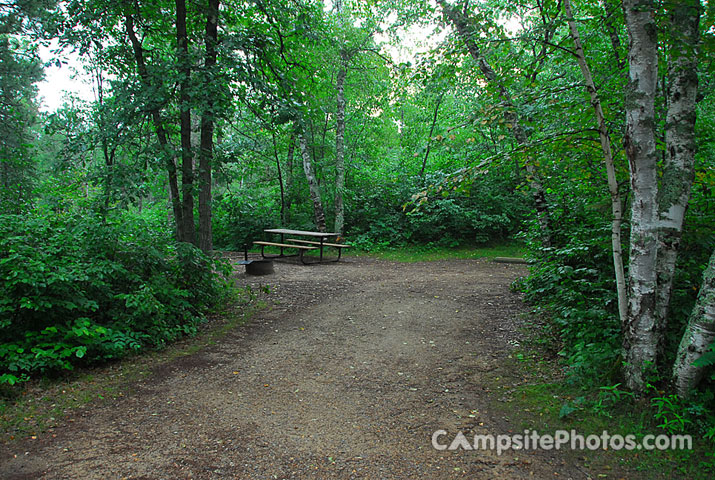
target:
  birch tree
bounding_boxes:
[334,1,347,234]
[672,248,715,397]
[299,132,327,232]
[655,0,700,350]
[622,0,660,393]
[563,0,627,323]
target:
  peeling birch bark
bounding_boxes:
[622,0,660,393]
[673,249,715,398]
[299,133,327,232]
[655,0,700,351]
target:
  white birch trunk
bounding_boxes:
[299,133,327,232]
[655,0,700,348]
[622,0,660,393]
[564,0,627,324]
[672,249,715,397]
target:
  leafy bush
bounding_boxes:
[517,201,622,384]
[0,210,231,385]
[346,172,529,248]
[212,189,280,249]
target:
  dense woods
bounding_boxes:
[1,0,714,462]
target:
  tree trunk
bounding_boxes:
[672,248,715,398]
[437,0,552,247]
[602,0,626,70]
[285,132,296,224]
[622,0,660,393]
[420,93,443,181]
[334,56,347,234]
[655,0,700,352]
[198,0,220,254]
[299,132,326,232]
[272,130,286,224]
[176,0,196,245]
[564,0,627,324]
[124,8,184,240]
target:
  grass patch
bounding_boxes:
[0,290,265,444]
[244,242,527,263]
[486,334,715,479]
[350,242,527,263]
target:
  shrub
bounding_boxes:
[0,210,231,384]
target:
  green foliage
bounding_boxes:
[518,210,622,384]
[347,171,529,250]
[651,394,693,434]
[0,210,231,385]
[212,189,280,250]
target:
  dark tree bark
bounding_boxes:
[124,6,184,239]
[176,0,196,245]
[272,130,286,224]
[198,0,220,253]
[420,92,443,181]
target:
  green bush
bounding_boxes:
[212,189,280,249]
[346,172,529,248]
[517,200,622,384]
[0,210,231,385]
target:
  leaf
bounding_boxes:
[559,402,577,418]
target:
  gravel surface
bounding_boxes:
[0,255,590,479]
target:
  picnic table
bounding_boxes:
[253,228,351,264]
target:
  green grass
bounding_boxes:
[488,344,715,479]
[246,242,527,263]
[349,242,528,263]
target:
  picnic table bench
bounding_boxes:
[253,228,351,264]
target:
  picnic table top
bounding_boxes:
[265,228,339,238]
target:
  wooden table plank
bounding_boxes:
[264,228,339,237]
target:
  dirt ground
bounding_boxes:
[0,254,593,479]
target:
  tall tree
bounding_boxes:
[198,0,220,253]
[655,0,700,349]
[175,0,196,245]
[123,4,184,235]
[333,0,347,234]
[563,0,627,324]
[621,0,660,392]
[437,0,553,247]
[334,50,347,233]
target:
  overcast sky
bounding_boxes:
[37,41,95,112]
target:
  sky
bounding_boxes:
[37,40,95,112]
[34,8,520,113]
